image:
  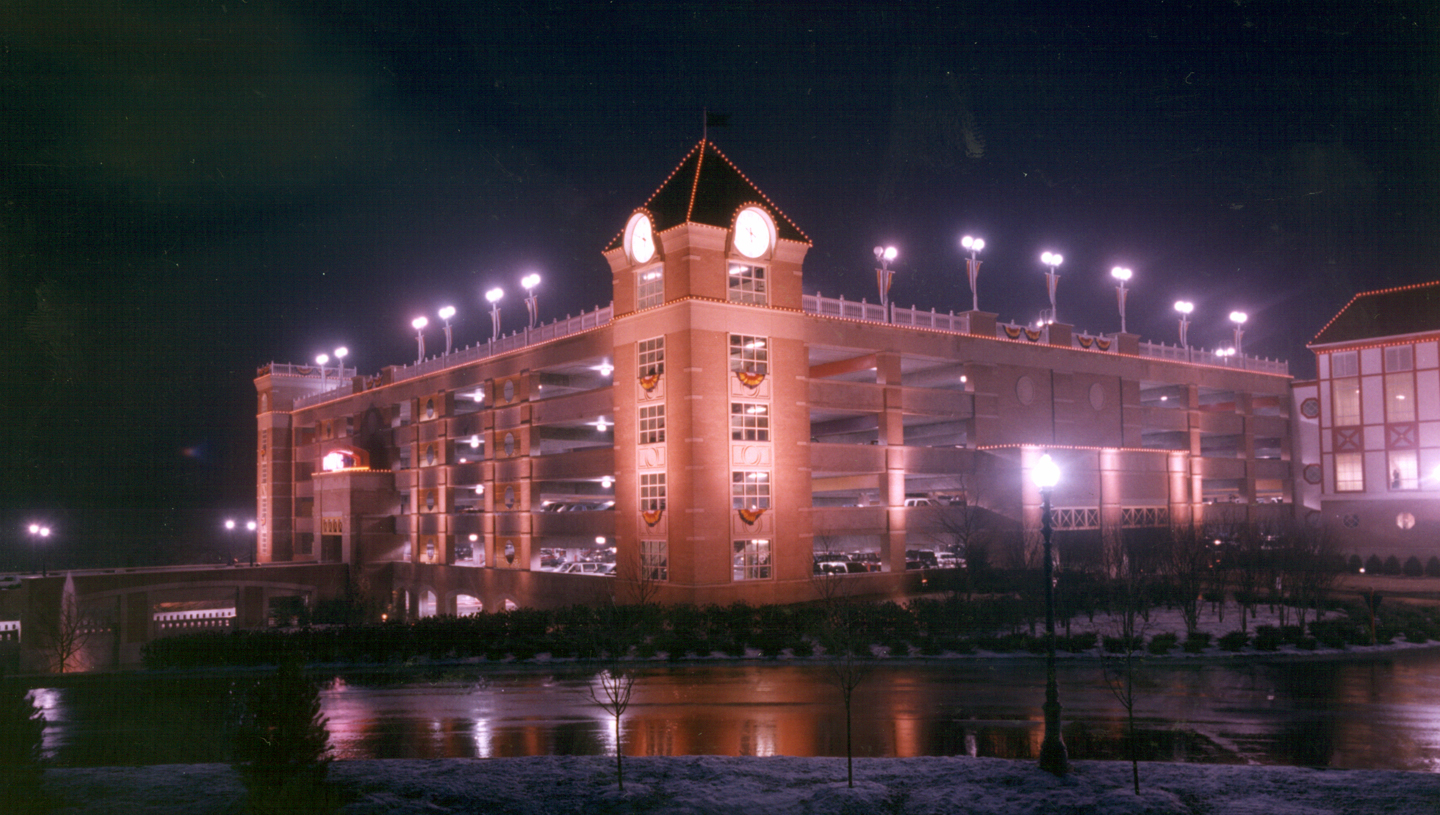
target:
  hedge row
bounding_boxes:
[140,590,1440,670]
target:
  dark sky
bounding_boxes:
[4,1,1437,565]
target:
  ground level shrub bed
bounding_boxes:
[141,571,1440,670]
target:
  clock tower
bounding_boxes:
[603,140,814,603]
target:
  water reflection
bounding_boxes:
[22,649,1440,770]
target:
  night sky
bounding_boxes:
[4,1,1437,566]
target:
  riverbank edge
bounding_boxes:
[10,635,1440,688]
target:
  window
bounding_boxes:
[731,470,771,510]
[1331,350,1358,378]
[733,539,772,581]
[1334,452,1363,492]
[640,472,666,512]
[1385,373,1415,423]
[637,267,664,309]
[729,334,769,377]
[639,404,666,445]
[1332,378,1361,426]
[1388,451,1418,490]
[641,539,668,581]
[1385,345,1414,372]
[727,263,767,305]
[639,337,665,377]
[731,403,770,441]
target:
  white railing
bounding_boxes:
[294,379,356,409]
[262,363,356,379]
[1137,341,1288,375]
[391,303,614,385]
[802,291,1287,374]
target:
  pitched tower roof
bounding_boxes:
[1310,280,1440,347]
[608,140,809,250]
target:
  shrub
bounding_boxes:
[1383,555,1403,575]
[1405,629,1430,644]
[0,683,46,813]
[791,639,816,658]
[1252,626,1283,651]
[232,659,335,814]
[1364,554,1383,574]
[1147,633,1179,655]
[1403,556,1424,577]
[1062,632,1098,653]
[1218,631,1250,651]
[1296,637,1318,651]
[1348,555,1364,573]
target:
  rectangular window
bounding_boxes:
[731,470,771,510]
[1332,377,1361,426]
[727,263,767,305]
[640,472,666,512]
[729,334,769,377]
[638,336,665,377]
[641,539,668,581]
[637,267,664,310]
[1331,350,1358,378]
[1385,345,1414,372]
[1385,373,1415,423]
[1334,452,1364,492]
[1388,451,1418,490]
[639,404,666,445]
[733,539,772,581]
[730,402,770,441]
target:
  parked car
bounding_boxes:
[0,575,21,590]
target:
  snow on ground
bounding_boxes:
[38,755,1440,815]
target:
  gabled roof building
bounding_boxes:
[256,141,1300,615]
[1303,281,1440,560]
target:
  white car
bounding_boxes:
[0,575,22,590]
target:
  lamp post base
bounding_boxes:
[1038,698,1069,776]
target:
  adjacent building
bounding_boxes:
[1303,281,1440,561]
[256,140,1300,615]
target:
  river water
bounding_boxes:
[27,648,1440,771]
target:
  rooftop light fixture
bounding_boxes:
[1040,251,1064,324]
[961,235,985,312]
[1110,267,1133,334]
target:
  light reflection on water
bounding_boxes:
[19,649,1440,771]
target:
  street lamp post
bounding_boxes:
[334,347,348,381]
[1110,267,1132,334]
[522,273,541,330]
[439,306,456,355]
[486,288,504,342]
[1230,311,1247,359]
[225,518,258,566]
[316,353,329,390]
[1040,252,1063,324]
[961,235,985,312]
[411,316,428,364]
[1174,301,1194,360]
[873,245,898,313]
[1032,453,1068,776]
[26,523,51,577]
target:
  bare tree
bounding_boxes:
[33,583,99,674]
[812,568,872,788]
[1099,563,1150,796]
[614,551,663,607]
[588,666,636,790]
[1163,523,1213,636]
[1285,523,1344,633]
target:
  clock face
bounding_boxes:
[733,207,771,258]
[626,213,655,263]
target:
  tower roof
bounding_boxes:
[607,140,809,251]
[1310,280,1440,347]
